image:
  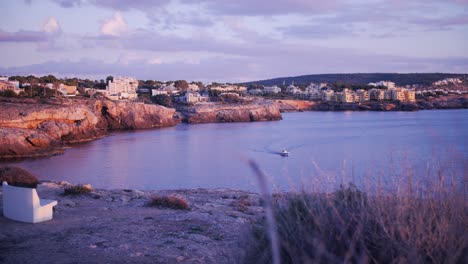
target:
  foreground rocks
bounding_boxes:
[177,99,282,124]
[0,98,180,159]
[0,182,262,264]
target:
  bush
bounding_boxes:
[0,166,39,188]
[245,184,466,264]
[151,94,173,108]
[0,90,17,97]
[62,184,93,196]
[146,194,189,210]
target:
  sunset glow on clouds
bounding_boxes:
[0,0,467,82]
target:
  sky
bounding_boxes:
[0,0,467,82]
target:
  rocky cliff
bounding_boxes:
[0,98,180,159]
[275,100,317,112]
[177,100,282,124]
[276,95,467,112]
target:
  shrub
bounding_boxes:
[0,90,17,98]
[0,166,39,188]
[146,194,189,210]
[62,184,93,196]
[245,184,466,264]
[151,94,173,108]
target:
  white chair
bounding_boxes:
[2,181,58,223]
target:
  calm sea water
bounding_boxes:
[3,110,467,192]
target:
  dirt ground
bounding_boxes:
[0,182,263,264]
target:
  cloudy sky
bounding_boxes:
[0,0,467,82]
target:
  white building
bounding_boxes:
[433,78,462,86]
[321,90,335,101]
[340,89,355,103]
[405,90,416,102]
[8,80,20,88]
[389,89,406,101]
[369,89,385,101]
[369,81,396,89]
[180,92,209,103]
[151,90,169,96]
[286,85,301,95]
[355,89,369,102]
[248,89,264,95]
[106,77,138,100]
[263,85,281,94]
[210,85,247,93]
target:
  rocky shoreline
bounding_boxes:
[0,97,281,159]
[0,97,180,159]
[275,95,468,112]
[0,181,262,263]
[0,95,466,160]
[176,100,282,124]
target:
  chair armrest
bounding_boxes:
[40,199,58,207]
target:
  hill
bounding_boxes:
[243,73,467,86]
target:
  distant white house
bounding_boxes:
[286,85,301,95]
[248,88,264,95]
[151,89,169,96]
[210,85,247,93]
[178,92,209,103]
[263,85,281,94]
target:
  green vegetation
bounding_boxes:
[174,80,189,91]
[147,194,189,210]
[245,73,468,87]
[245,183,466,264]
[151,94,174,107]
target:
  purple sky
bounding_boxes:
[0,0,467,82]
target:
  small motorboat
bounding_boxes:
[280,149,289,157]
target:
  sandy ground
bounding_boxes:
[0,182,263,264]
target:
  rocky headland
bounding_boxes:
[176,99,282,124]
[0,98,180,159]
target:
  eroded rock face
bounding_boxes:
[0,98,180,159]
[179,100,282,124]
[275,100,317,112]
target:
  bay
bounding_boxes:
[3,110,467,193]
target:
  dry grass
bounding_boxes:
[62,184,93,196]
[147,194,189,210]
[0,166,39,188]
[245,156,467,264]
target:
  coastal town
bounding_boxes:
[0,75,467,105]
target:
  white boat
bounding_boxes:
[280,149,289,157]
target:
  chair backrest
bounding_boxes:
[2,181,40,209]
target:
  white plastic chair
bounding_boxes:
[2,181,58,223]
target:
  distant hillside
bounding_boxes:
[244,73,468,86]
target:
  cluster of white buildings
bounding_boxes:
[209,84,247,93]
[320,84,416,103]
[433,78,462,86]
[249,81,417,103]
[0,76,78,96]
[368,81,396,89]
